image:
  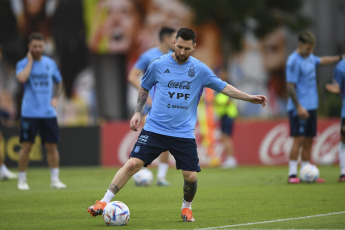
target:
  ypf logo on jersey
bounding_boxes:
[188,64,195,77]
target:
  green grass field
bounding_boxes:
[1,165,344,229]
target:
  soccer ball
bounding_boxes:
[299,164,319,183]
[102,201,130,226]
[133,168,153,186]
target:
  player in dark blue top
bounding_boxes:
[16,33,66,190]
[128,27,176,186]
[286,31,344,184]
[325,58,345,182]
[88,28,267,222]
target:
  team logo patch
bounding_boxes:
[134,145,140,153]
[188,68,195,77]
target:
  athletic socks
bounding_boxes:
[157,163,169,181]
[181,199,192,210]
[101,190,115,204]
[50,168,59,182]
[18,171,27,182]
[288,160,298,177]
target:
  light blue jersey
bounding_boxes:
[135,47,172,98]
[286,51,321,113]
[141,54,227,138]
[334,59,345,118]
[16,55,62,118]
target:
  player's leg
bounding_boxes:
[45,142,66,188]
[338,119,345,182]
[0,131,17,180]
[288,136,303,183]
[87,157,146,217]
[300,110,323,182]
[156,150,170,186]
[17,142,32,190]
[220,116,237,168]
[288,111,305,183]
[41,118,66,188]
[88,129,165,217]
[18,118,38,189]
[169,136,200,222]
[181,170,197,222]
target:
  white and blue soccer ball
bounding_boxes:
[300,164,319,183]
[102,201,130,226]
[133,168,153,186]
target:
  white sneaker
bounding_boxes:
[51,180,67,189]
[1,171,18,180]
[221,157,237,169]
[18,180,30,190]
[157,178,170,186]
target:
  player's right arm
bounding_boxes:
[17,50,33,83]
[130,87,149,131]
[287,82,308,119]
[128,68,143,90]
[286,56,309,119]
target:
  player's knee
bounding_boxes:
[183,171,197,182]
[125,158,144,174]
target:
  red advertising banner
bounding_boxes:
[101,119,340,166]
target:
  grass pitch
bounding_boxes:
[0,165,344,229]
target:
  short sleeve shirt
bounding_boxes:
[16,55,62,118]
[286,51,321,113]
[141,54,227,138]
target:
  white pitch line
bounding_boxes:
[194,211,345,230]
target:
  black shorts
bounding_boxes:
[20,117,59,144]
[220,115,234,136]
[288,110,317,137]
[130,129,201,172]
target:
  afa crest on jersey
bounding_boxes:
[188,68,195,77]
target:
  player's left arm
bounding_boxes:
[51,82,62,108]
[320,54,345,65]
[220,84,267,107]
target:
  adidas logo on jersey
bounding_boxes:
[163,69,170,73]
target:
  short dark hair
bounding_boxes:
[28,32,45,43]
[298,31,316,45]
[176,28,196,44]
[159,27,176,42]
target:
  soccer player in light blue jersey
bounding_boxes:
[128,27,176,186]
[88,28,267,222]
[325,58,345,182]
[286,31,344,184]
[16,33,66,190]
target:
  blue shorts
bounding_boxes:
[130,129,201,172]
[288,110,317,137]
[220,115,234,136]
[20,117,60,144]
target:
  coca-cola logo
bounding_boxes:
[168,80,191,89]
[259,122,340,165]
[259,124,291,165]
[312,123,340,165]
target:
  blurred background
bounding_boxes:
[0,0,344,167]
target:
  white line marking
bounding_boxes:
[194,211,345,230]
